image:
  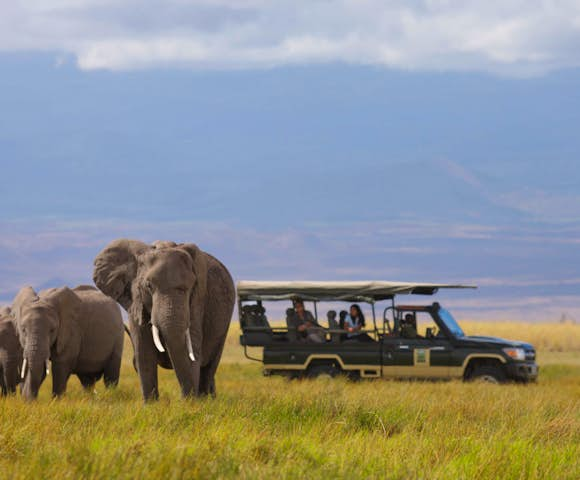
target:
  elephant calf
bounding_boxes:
[12,285,124,400]
[0,306,23,396]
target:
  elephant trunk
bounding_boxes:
[21,354,48,401]
[21,335,50,401]
[163,330,197,397]
[151,293,197,397]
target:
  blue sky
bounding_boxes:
[1,1,579,321]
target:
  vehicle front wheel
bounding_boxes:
[468,365,506,384]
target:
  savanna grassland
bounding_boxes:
[1,322,579,479]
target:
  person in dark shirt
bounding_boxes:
[288,299,325,343]
[400,313,418,339]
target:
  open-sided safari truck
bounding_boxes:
[238,281,538,384]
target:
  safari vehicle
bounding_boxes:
[238,281,538,384]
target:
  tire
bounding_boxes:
[306,364,340,379]
[346,371,362,382]
[469,365,506,384]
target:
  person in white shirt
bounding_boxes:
[343,304,373,342]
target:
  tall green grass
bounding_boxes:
[1,324,579,479]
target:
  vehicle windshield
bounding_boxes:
[438,308,465,337]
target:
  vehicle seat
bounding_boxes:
[285,308,299,342]
[240,304,273,346]
[327,310,341,343]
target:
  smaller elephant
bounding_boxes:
[12,285,125,400]
[0,306,23,396]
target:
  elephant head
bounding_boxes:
[12,286,81,400]
[93,239,209,397]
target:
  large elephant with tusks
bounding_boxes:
[93,239,235,401]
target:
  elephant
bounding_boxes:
[0,306,23,396]
[93,239,235,401]
[11,285,124,400]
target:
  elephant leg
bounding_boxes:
[199,337,226,397]
[103,351,122,388]
[4,360,20,395]
[0,365,6,396]
[131,324,159,401]
[51,363,71,398]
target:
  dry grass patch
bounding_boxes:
[0,323,578,479]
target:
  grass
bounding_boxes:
[1,322,579,479]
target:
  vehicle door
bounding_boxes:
[393,311,452,378]
[380,335,397,377]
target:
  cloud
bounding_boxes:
[2,1,580,74]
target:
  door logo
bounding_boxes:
[416,349,427,364]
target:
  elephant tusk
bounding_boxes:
[151,324,165,353]
[185,329,195,362]
[45,360,50,376]
[21,358,27,380]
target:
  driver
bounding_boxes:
[400,313,418,339]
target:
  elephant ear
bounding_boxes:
[12,286,38,324]
[179,244,208,322]
[93,239,149,311]
[47,287,82,356]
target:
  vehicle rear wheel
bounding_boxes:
[469,365,506,384]
[306,364,340,379]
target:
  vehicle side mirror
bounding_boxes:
[426,328,434,339]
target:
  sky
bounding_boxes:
[1,1,579,322]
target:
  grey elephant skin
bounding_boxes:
[12,285,124,400]
[0,306,23,396]
[93,239,235,401]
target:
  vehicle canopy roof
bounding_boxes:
[237,281,476,303]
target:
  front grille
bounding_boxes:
[525,349,535,361]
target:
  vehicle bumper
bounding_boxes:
[506,362,539,382]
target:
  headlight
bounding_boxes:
[503,348,526,361]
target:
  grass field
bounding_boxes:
[1,322,579,479]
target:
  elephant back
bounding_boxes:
[73,285,98,292]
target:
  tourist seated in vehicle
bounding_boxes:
[287,299,325,343]
[400,313,419,339]
[343,304,374,342]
